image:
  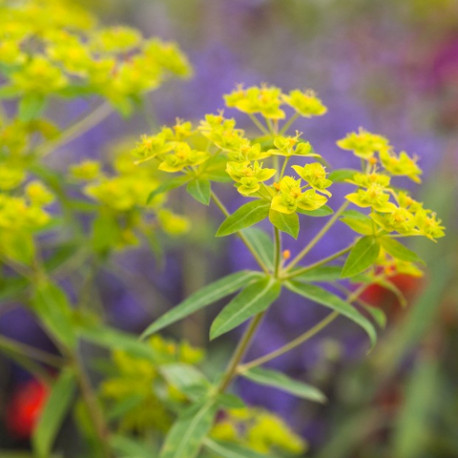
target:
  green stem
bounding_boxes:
[35,102,113,157]
[210,192,270,274]
[279,113,299,135]
[217,311,266,393]
[239,284,370,371]
[282,242,355,280]
[0,334,63,368]
[71,354,112,458]
[273,227,281,278]
[279,156,290,179]
[239,311,339,371]
[286,201,349,271]
[248,114,269,136]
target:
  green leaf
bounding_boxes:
[159,400,217,458]
[240,367,326,403]
[18,94,47,121]
[360,303,387,328]
[32,281,77,349]
[111,435,155,458]
[268,209,299,239]
[146,175,189,204]
[285,281,377,346]
[241,228,274,271]
[0,230,35,265]
[160,363,209,400]
[204,439,272,458]
[215,393,246,409]
[186,178,211,205]
[216,200,270,237]
[297,205,334,217]
[141,270,263,338]
[78,324,159,362]
[32,368,76,458]
[0,85,21,99]
[91,212,121,253]
[341,236,380,278]
[328,169,357,182]
[210,277,281,340]
[340,210,374,235]
[292,265,342,282]
[379,237,424,263]
[372,277,407,307]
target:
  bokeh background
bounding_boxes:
[1,1,457,456]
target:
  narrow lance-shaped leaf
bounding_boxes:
[240,367,326,403]
[216,200,270,237]
[341,236,380,278]
[141,270,263,339]
[78,324,159,362]
[204,438,273,458]
[146,175,190,204]
[340,210,374,235]
[159,400,218,458]
[297,205,334,217]
[210,276,281,340]
[186,178,211,205]
[32,368,76,458]
[379,236,424,264]
[241,228,274,271]
[32,281,77,349]
[285,281,377,346]
[268,209,299,239]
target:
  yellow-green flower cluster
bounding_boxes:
[71,144,190,240]
[224,84,327,121]
[338,131,444,241]
[337,128,421,182]
[211,408,307,456]
[101,336,203,433]
[132,87,332,217]
[0,181,54,231]
[0,0,191,113]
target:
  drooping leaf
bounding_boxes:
[268,209,299,239]
[32,368,76,458]
[241,228,274,270]
[379,237,424,264]
[210,277,281,340]
[359,303,387,328]
[204,439,272,458]
[341,236,380,278]
[141,271,263,338]
[296,205,334,217]
[340,210,374,235]
[216,200,270,237]
[159,400,217,458]
[240,367,326,403]
[186,178,211,205]
[32,281,77,349]
[285,281,377,346]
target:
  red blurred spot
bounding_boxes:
[359,274,423,321]
[5,379,49,439]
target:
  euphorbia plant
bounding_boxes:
[132,84,445,457]
[0,1,446,457]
